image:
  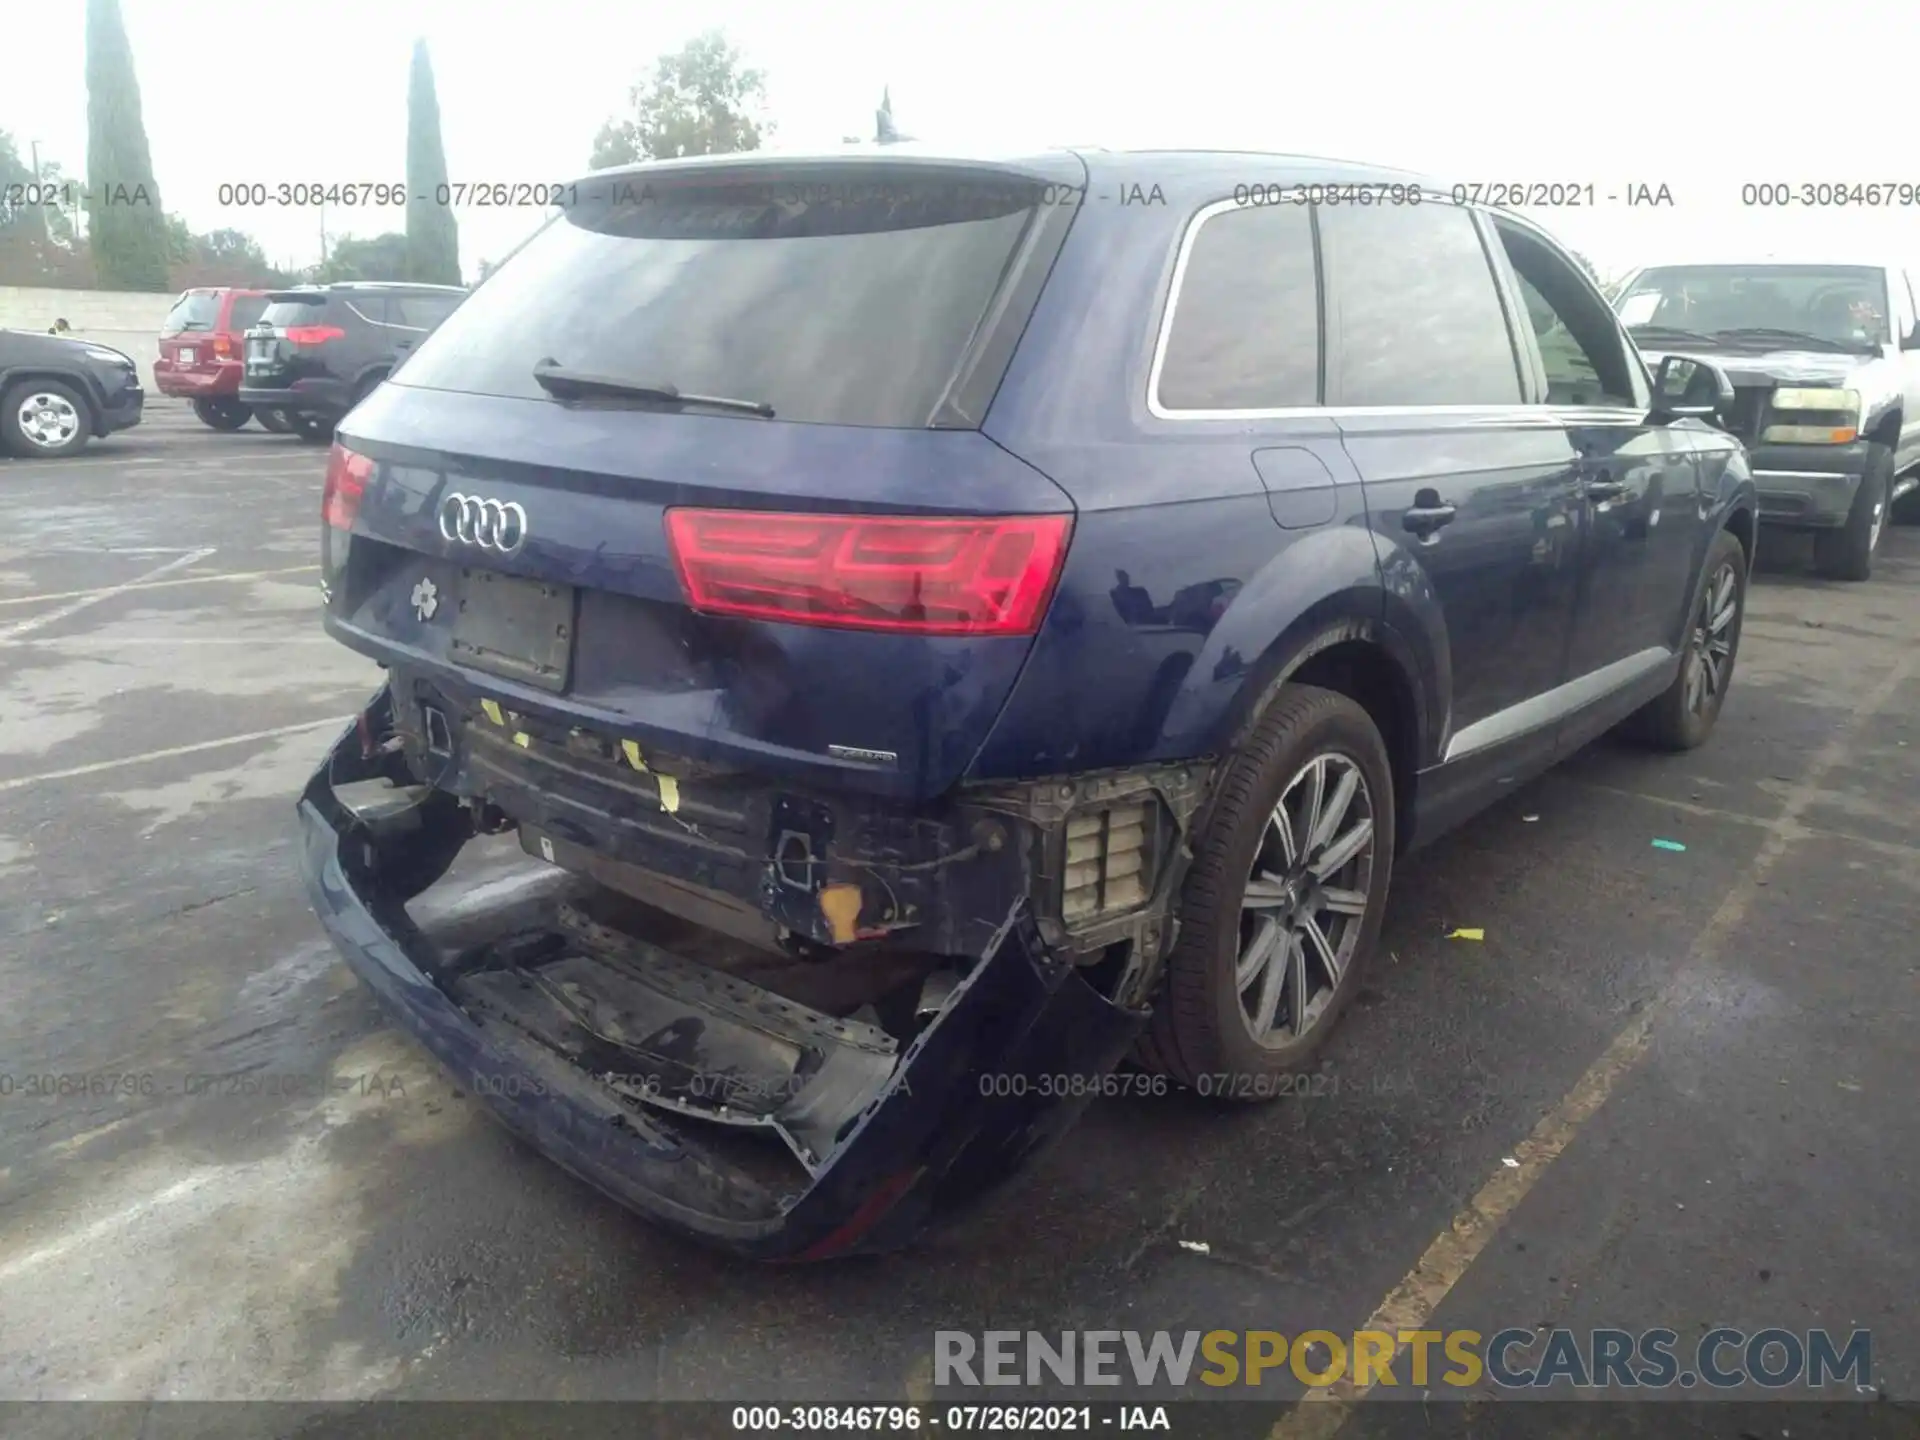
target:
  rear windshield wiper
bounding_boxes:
[1709,327,1861,354]
[532,360,775,417]
[1626,323,1722,347]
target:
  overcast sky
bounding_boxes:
[6,0,1918,283]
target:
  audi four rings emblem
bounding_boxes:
[438,493,528,554]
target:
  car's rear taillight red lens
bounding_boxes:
[211,334,234,359]
[286,325,345,346]
[664,509,1074,636]
[323,445,373,530]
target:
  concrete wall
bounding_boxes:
[0,287,178,390]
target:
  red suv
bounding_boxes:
[155,288,291,432]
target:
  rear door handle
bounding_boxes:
[1403,502,1457,536]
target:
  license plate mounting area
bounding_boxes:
[449,567,575,693]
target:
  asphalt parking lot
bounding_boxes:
[0,405,1915,1432]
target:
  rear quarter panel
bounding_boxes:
[974,158,1440,781]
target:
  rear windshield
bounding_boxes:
[260,296,329,328]
[162,293,219,334]
[393,171,1049,427]
[225,294,268,333]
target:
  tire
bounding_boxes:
[1813,446,1891,582]
[1,378,93,458]
[255,408,293,434]
[1137,684,1395,1093]
[1625,527,1747,752]
[192,397,252,431]
[292,413,336,445]
[352,371,388,408]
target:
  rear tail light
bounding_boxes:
[211,334,234,359]
[323,444,373,530]
[664,509,1073,637]
[286,325,345,346]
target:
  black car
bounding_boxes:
[298,149,1757,1259]
[239,282,467,443]
[0,327,144,458]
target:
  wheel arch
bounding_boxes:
[1214,612,1432,857]
[0,366,104,415]
[351,365,391,404]
[1865,407,1901,454]
[1723,502,1756,572]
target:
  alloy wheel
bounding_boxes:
[1685,560,1739,717]
[18,391,79,450]
[1235,751,1376,1047]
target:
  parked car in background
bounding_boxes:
[155,287,286,432]
[240,282,467,444]
[1614,258,1920,580]
[298,149,1756,1259]
[0,326,144,457]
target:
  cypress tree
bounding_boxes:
[405,39,461,285]
[85,0,169,290]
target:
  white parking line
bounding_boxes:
[0,564,319,609]
[0,548,216,642]
[0,715,349,794]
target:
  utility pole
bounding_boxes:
[319,203,329,271]
[30,139,49,240]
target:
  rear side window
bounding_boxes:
[394,172,1050,428]
[261,296,328,328]
[224,294,268,334]
[338,294,389,326]
[162,293,219,334]
[1155,203,1320,412]
[1321,203,1522,406]
[391,293,463,329]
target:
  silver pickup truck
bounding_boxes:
[1613,257,1920,581]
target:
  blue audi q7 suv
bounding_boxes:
[298,147,1757,1260]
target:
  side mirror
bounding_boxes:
[1648,354,1735,424]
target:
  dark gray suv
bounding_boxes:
[239,281,466,443]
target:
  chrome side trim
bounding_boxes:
[1443,646,1673,763]
[1752,469,1860,483]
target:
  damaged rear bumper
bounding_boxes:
[297,690,1152,1259]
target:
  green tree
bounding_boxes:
[316,232,410,283]
[590,31,769,169]
[405,39,461,284]
[85,0,170,290]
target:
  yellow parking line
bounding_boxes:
[1268,647,1916,1439]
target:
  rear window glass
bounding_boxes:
[394,173,1047,427]
[261,296,329,327]
[337,294,389,325]
[162,293,219,333]
[224,294,268,333]
[390,293,464,329]
[1157,203,1321,411]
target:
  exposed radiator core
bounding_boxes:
[1062,802,1151,922]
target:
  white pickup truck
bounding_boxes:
[1613,257,1920,581]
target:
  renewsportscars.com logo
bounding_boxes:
[933,1328,1871,1391]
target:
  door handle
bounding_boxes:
[1403,502,1457,536]
[1583,476,1628,502]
